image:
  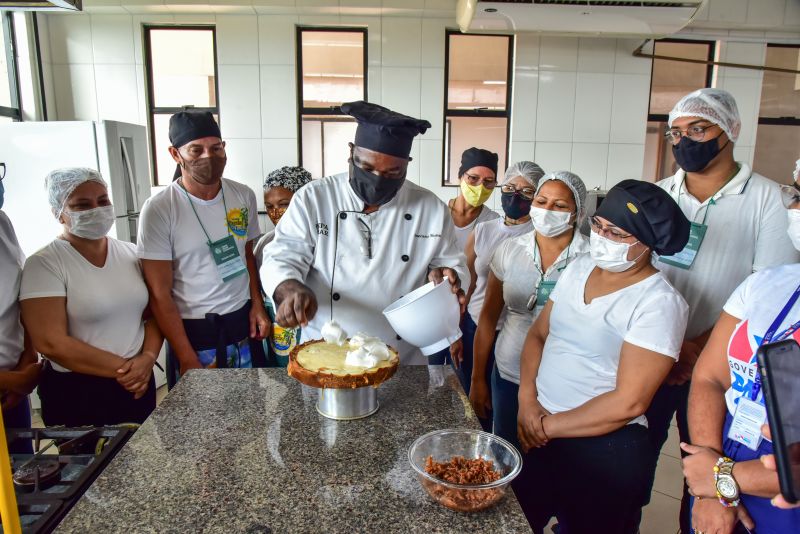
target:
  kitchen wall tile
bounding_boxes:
[718,76,762,147]
[346,16,381,68]
[718,41,766,80]
[90,15,134,65]
[786,0,800,25]
[381,67,422,118]
[534,142,572,174]
[577,38,617,73]
[745,0,785,27]
[135,62,147,125]
[405,143,422,185]
[510,70,538,143]
[94,64,140,124]
[216,15,260,65]
[53,64,97,120]
[606,143,646,186]
[47,14,93,64]
[515,33,540,72]
[218,65,263,139]
[570,142,608,191]
[382,18,422,67]
[509,141,536,166]
[259,64,297,139]
[609,73,650,144]
[539,36,578,72]
[535,71,576,143]
[297,15,342,27]
[223,138,265,208]
[368,65,382,104]
[262,138,299,176]
[258,15,298,65]
[614,39,652,75]
[171,14,217,24]
[420,67,445,140]
[572,72,613,144]
[421,18,446,68]
[734,145,753,167]
[418,138,448,203]
[708,0,748,24]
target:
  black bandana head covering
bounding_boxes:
[458,147,498,177]
[595,179,690,256]
[264,166,312,193]
[168,111,221,148]
[340,101,430,159]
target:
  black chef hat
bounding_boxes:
[458,147,498,178]
[596,179,690,256]
[169,111,221,148]
[341,101,430,159]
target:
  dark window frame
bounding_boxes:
[646,37,716,124]
[0,12,22,121]
[758,43,800,127]
[143,25,220,186]
[296,26,368,168]
[442,29,514,187]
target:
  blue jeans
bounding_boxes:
[2,397,33,454]
[491,364,520,451]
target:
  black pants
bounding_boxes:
[38,363,156,427]
[518,424,654,534]
[645,382,691,532]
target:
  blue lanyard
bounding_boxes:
[749,283,800,401]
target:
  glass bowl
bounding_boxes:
[408,429,522,512]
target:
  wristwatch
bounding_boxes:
[714,457,740,507]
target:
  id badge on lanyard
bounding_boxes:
[181,182,248,283]
[659,221,707,270]
[210,235,247,282]
[728,283,800,450]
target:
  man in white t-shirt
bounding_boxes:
[0,168,41,453]
[138,112,269,386]
[646,88,800,531]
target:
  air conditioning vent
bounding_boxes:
[0,0,81,11]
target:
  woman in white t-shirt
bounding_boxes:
[516,180,690,533]
[680,160,800,534]
[469,171,588,451]
[454,161,544,414]
[19,168,163,426]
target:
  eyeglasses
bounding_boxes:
[464,173,497,189]
[500,184,536,199]
[780,183,800,209]
[590,216,633,240]
[664,124,717,146]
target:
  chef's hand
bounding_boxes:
[449,338,463,369]
[249,300,271,340]
[692,497,754,534]
[428,267,467,314]
[274,279,318,328]
[469,377,492,419]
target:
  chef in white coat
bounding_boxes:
[260,101,469,365]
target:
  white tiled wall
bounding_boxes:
[40,7,789,210]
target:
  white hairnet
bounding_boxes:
[503,161,546,187]
[45,167,107,219]
[538,171,588,220]
[794,158,800,184]
[668,88,741,143]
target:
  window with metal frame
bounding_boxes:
[753,44,800,185]
[143,25,219,186]
[0,12,21,122]
[297,27,367,179]
[643,38,715,182]
[443,30,513,187]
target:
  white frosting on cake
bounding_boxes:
[345,333,392,368]
[321,320,347,346]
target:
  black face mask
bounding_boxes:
[501,191,532,220]
[672,137,728,173]
[348,162,405,206]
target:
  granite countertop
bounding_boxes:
[56,367,531,533]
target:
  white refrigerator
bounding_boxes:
[0,120,152,257]
[0,120,168,395]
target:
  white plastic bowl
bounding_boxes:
[382,281,462,356]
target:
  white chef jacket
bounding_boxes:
[260,173,469,365]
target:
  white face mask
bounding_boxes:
[65,205,115,240]
[589,231,646,273]
[531,207,573,237]
[788,209,800,251]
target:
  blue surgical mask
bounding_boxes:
[672,136,729,173]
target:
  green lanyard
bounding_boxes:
[686,163,741,226]
[179,179,231,245]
